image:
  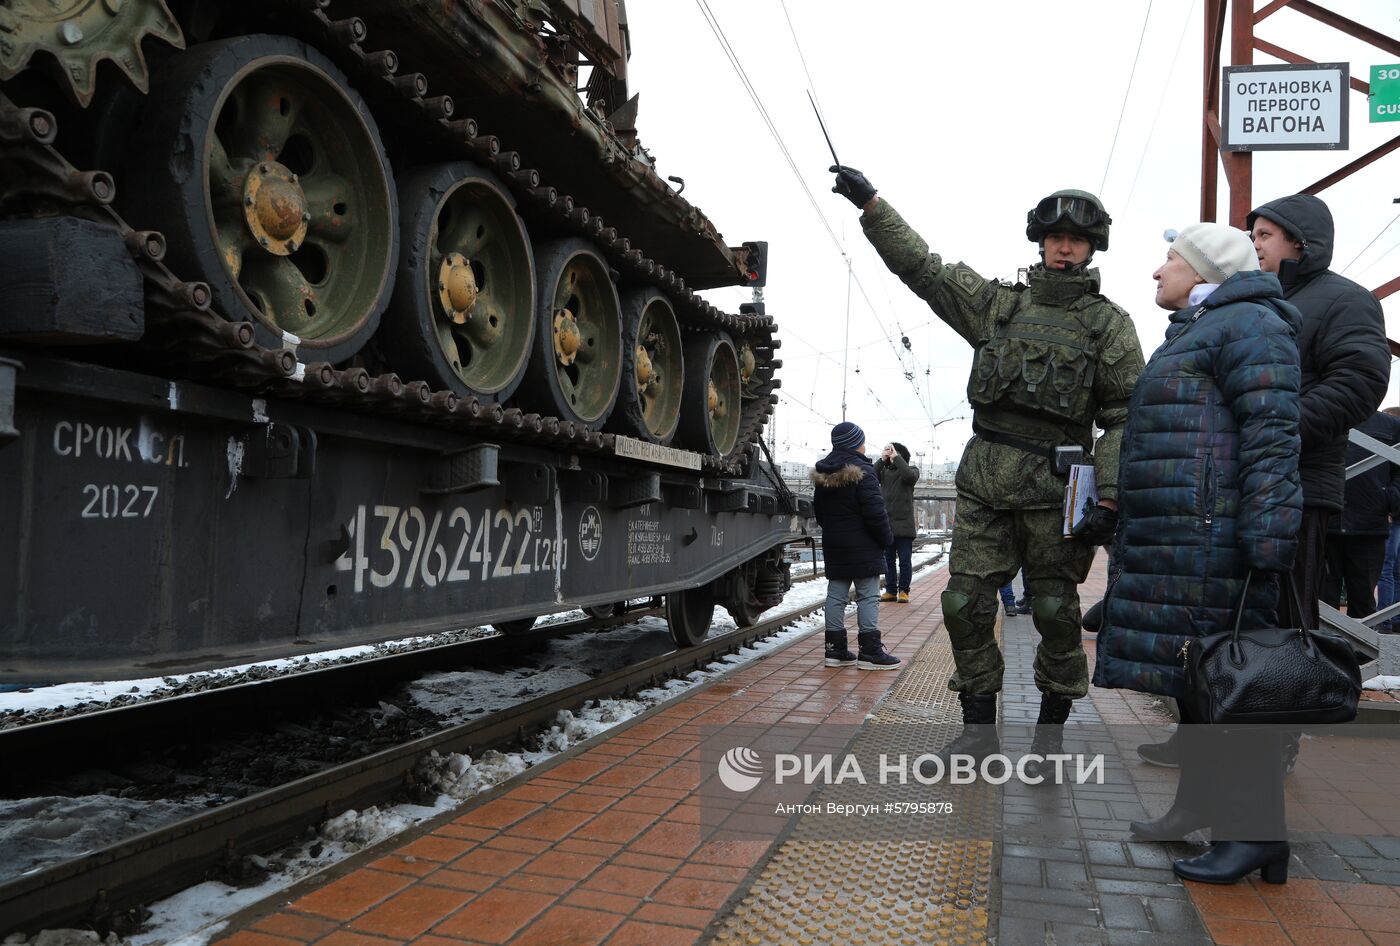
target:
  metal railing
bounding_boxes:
[1317,427,1400,679]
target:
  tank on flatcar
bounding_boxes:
[0,0,805,682]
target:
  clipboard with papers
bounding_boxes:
[1062,464,1099,538]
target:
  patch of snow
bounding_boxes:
[0,796,223,880]
[1363,674,1400,691]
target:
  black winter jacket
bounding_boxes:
[1326,411,1400,537]
[1247,195,1390,511]
[811,447,892,579]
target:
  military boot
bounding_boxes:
[921,693,998,776]
[1022,694,1074,781]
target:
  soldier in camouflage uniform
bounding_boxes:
[831,166,1145,767]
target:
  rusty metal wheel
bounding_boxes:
[379,163,535,402]
[516,238,622,431]
[123,34,396,363]
[606,289,683,444]
[678,332,741,457]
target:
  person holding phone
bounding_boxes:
[875,441,920,603]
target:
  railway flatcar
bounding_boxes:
[0,0,806,682]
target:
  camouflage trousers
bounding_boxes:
[941,494,1096,697]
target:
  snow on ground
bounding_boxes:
[9,555,947,946]
[1364,674,1400,691]
[0,796,224,882]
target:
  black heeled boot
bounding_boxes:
[921,693,998,776]
[1172,841,1289,885]
[1022,694,1073,781]
[1129,805,1208,841]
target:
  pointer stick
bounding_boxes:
[807,90,840,167]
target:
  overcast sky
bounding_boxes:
[622,0,1400,467]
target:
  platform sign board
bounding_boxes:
[1222,62,1348,151]
[1373,64,1400,123]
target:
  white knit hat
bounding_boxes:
[1166,223,1259,283]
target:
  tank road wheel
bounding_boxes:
[518,238,622,430]
[380,163,535,402]
[606,289,684,444]
[678,332,741,457]
[124,35,396,363]
[667,587,715,648]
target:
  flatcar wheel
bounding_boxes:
[123,34,397,363]
[726,594,762,629]
[381,163,535,401]
[667,587,714,648]
[518,238,622,430]
[678,332,741,457]
[493,617,535,635]
[606,289,684,444]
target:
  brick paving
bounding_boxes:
[211,553,1400,946]
[215,569,948,946]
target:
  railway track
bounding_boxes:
[0,548,943,938]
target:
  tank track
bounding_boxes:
[0,0,782,474]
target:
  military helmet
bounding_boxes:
[1026,189,1112,252]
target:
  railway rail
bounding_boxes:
[0,549,939,938]
[0,601,821,936]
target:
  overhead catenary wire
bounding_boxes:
[692,0,844,255]
[1099,0,1156,196]
[1340,211,1400,277]
[694,0,935,429]
[1123,0,1196,213]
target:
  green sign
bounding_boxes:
[1373,64,1400,123]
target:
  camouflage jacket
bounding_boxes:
[862,200,1144,507]
[1093,270,1303,699]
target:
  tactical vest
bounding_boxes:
[968,269,1104,442]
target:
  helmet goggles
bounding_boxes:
[1032,195,1109,231]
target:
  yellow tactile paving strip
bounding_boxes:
[708,607,997,945]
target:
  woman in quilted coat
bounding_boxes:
[1092,223,1302,885]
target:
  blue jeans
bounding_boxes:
[1379,522,1400,629]
[884,537,914,594]
[999,582,1016,607]
[826,575,880,639]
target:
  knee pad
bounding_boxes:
[941,589,974,638]
[1030,594,1080,648]
[942,580,997,648]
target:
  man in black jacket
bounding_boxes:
[811,421,901,670]
[1248,194,1390,628]
[1321,410,1400,619]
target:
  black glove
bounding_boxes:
[1072,503,1118,546]
[830,165,877,208]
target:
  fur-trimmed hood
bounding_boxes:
[810,463,867,488]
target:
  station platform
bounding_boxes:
[214,558,1400,946]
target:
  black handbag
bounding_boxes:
[1181,571,1362,725]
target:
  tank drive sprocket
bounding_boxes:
[0,0,185,107]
